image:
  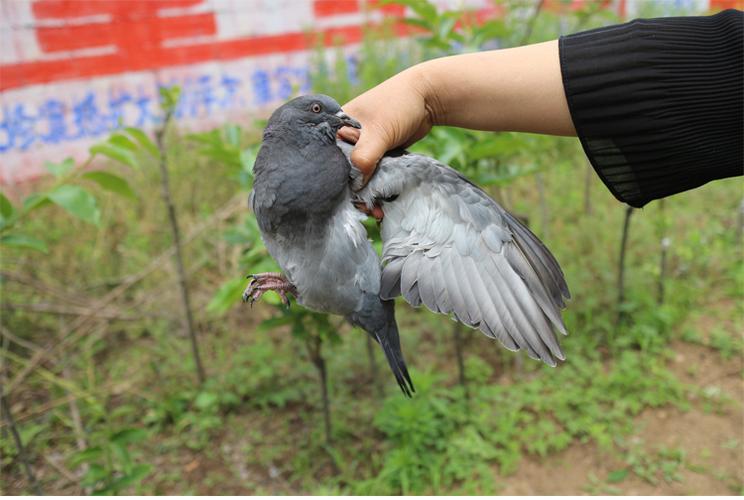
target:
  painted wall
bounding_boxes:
[0,0,730,185]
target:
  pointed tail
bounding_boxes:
[350,296,415,397]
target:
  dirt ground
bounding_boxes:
[500,340,743,495]
[149,340,744,496]
[5,324,742,495]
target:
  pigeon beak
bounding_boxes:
[335,110,362,129]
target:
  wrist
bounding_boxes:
[406,61,446,127]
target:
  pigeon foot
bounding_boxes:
[242,273,297,308]
[354,202,384,223]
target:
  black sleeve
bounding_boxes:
[559,9,743,208]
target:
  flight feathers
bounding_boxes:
[341,140,571,367]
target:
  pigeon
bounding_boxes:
[244,94,570,396]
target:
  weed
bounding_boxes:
[68,427,151,495]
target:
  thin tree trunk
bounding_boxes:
[1,393,43,495]
[513,351,524,378]
[656,200,669,305]
[658,237,670,305]
[535,173,549,239]
[306,336,331,445]
[616,206,634,327]
[452,323,468,397]
[583,163,592,216]
[317,354,331,445]
[155,109,206,384]
[519,0,545,45]
[61,362,91,494]
[365,335,383,398]
[737,197,744,245]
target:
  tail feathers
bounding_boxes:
[373,326,415,397]
[350,295,415,397]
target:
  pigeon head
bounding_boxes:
[266,95,361,136]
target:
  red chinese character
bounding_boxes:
[33,0,215,65]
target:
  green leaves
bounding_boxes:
[0,126,158,250]
[44,157,75,178]
[0,233,48,253]
[48,185,101,226]
[194,391,219,410]
[83,171,136,200]
[69,446,104,468]
[1,138,140,255]
[124,127,159,158]
[0,191,14,230]
[0,192,12,218]
[22,192,52,213]
[70,427,152,495]
[109,428,149,446]
[607,468,630,483]
[159,85,181,114]
[90,125,162,167]
[90,141,139,169]
[187,125,255,168]
[206,276,246,315]
[108,132,139,152]
[389,0,437,24]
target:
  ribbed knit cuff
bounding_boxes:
[560,9,743,208]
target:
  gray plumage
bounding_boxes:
[251,95,413,395]
[344,141,570,365]
[249,94,569,396]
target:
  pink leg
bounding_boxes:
[242,273,297,308]
[354,202,384,223]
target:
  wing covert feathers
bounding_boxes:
[351,146,571,367]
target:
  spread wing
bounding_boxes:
[340,141,571,366]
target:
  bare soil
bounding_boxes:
[499,342,743,495]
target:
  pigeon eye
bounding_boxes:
[311,103,322,113]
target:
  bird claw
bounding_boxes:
[277,290,291,309]
[354,202,384,223]
[242,273,297,308]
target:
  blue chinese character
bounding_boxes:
[190,75,217,117]
[346,55,359,86]
[220,74,242,108]
[71,93,109,138]
[107,91,132,129]
[134,90,157,127]
[273,66,311,100]
[0,104,37,152]
[38,99,68,144]
[251,69,272,106]
[0,108,14,153]
[274,66,295,100]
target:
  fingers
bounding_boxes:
[337,126,360,144]
[340,64,432,186]
[350,125,390,185]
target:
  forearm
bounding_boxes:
[340,39,577,176]
[413,40,576,136]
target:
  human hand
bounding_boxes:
[338,65,434,185]
[338,41,574,187]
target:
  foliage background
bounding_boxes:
[1,0,742,495]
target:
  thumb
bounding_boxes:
[350,127,389,184]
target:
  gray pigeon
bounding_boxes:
[244,94,570,396]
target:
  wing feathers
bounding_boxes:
[349,146,570,367]
[400,252,421,298]
[380,258,403,300]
